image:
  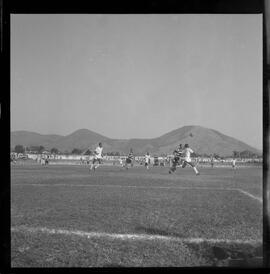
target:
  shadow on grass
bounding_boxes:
[227,257,263,267]
[134,226,184,238]
[185,242,263,267]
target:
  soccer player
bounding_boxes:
[10,155,16,164]
[124,148,134,170]
[232,158,237,169]
[145,152,151,170]
[210,155,214,168]
[119,158,124,167]
[90,142,103,171]
[41,156,46,165]
[169,144,183,174]
[181,144,199,175]
[45,155,49,165]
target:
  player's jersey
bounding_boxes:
[173,147,182,158]
[183,147,194,162]
[127,152,134,160]
[145,154,151,163]
[94,146,103,159]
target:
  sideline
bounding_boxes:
[236,189,262,203]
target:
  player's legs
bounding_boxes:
[94,159,101,170]
[125,158,130,169]
[90,158,96,170]
[179,158,183,167]
[190,162,199,175]
[170,164,176,172]
[183,160,199,175]
[169,157,178,173]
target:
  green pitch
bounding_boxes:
[11,165,263,267]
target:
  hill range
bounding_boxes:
[11,126,261,157]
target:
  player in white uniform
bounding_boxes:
[181,144,199,175]
[90,142,103,171]
[145,152,151,170]
[119,158,124,167]
[210,155,214,168]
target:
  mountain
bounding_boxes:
[47,129,110,152]
[10,126,262,156]
[152,125,261,156]
[11,131,63,148]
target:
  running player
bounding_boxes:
[124,148,134,170]
[169,144,183,174]
[145,152,151,170]
[90,142,103,171]
[45,155,49,165]
[119,158,124,167]
[232,158,237,169]
[181,144,199,175]
[210,155,214,168]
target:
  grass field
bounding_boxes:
[11,164,263,267]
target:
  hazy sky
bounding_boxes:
[11,14,262,149]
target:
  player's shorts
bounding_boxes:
[182,159,194,168]
[126,158,132,164]
[172,157,180,165]
[184,157,192,163]
[92,158,102,164]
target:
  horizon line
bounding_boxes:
[11,125,262,151]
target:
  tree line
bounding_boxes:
[12,145,260,158]
[12,145,120,156]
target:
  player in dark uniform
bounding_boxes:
[45,155,49,165]
[169,144,183,174]
[125,148,134,170]
[10,154,16,164]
